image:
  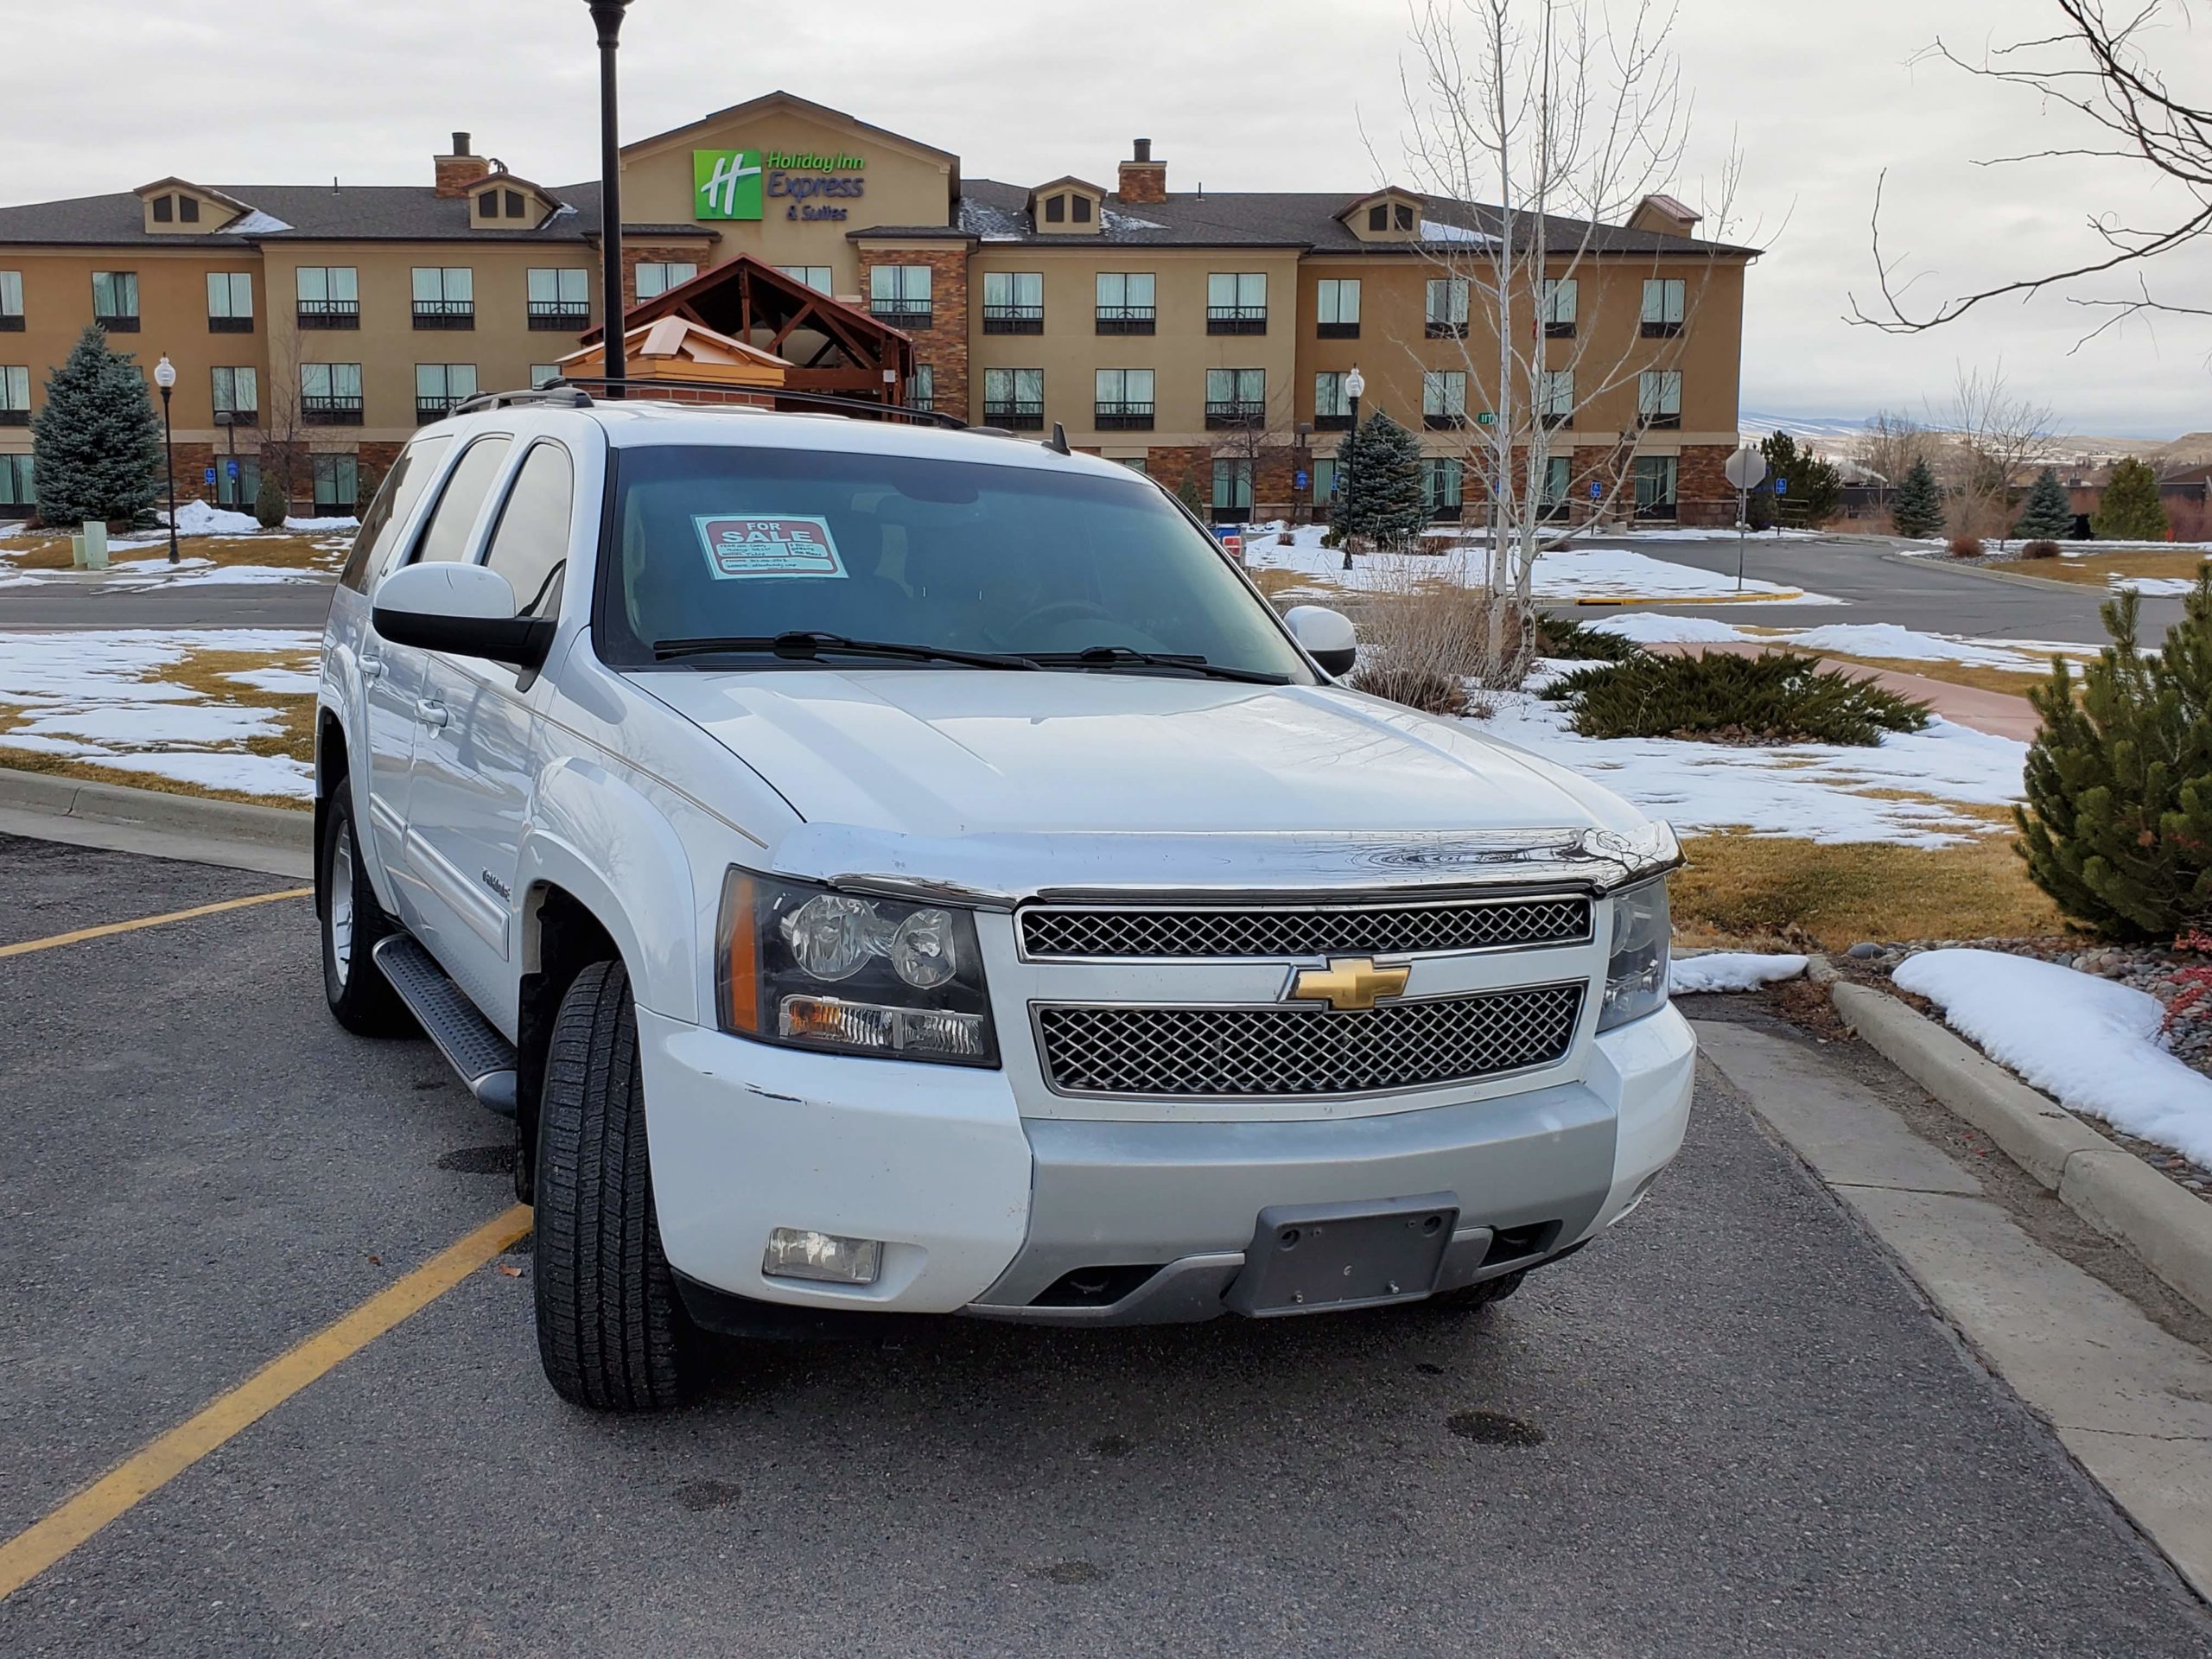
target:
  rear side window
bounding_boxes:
[480,442,574,618]
[339,435,452,592]
[411,436,512,565]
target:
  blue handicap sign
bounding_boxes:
[1294,468,1309,490]
[226,459,239,479]
[1774,477,1789,496]
[203,467,216,485]
[1588,480,1603,499]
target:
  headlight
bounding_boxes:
[1598,878,1671,1032]
[716,871,997,1066]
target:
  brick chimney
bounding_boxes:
[1117,138,1167,206]
[435,131,486,199]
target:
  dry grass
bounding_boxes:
[1801,651,2056,700]
[0,532,345,572]
[2025,549,2211,589]
[0,749,308,810]
[1670,825,2063,950]
[1252,566,1344,601]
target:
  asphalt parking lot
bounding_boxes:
[3,830,2210,1656]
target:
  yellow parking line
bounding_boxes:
[0,1203,533,1602]
[0,887,311,959]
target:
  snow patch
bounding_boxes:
[1592,613,1751,645]
[1778,624,2031,668]
[164,500,260,537]
[221,209,293,235]
[1670,952,1808,994]
[1419,219,1497,245]
[92,752,314,798]
[1893,949,2212,1165]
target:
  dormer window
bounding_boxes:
[1394,204,1414,231]
[1027,177,1106,234]
[137,179,248,233]
[479,188,499,217]
[1368,204,1386,232]
[505,188,524,218]
[1346,188,1424,243]
[1072,195,1092,224]
[152,194,172,223]
[1046,195,1065,224]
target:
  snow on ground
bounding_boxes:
[1774,623,2032,668]
[0,629,316,800]
[2112,575,2198,596]
[1591,613,1757,645]
[1245,523,1830,603]
[160,502,359,537]
[1900,538,2212,557]
[1587,613,2091,672]
[1488,673,2026,847]
[1670,951,1809,993]
[1894,948,2212,1165]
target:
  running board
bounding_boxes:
[371,935,518,1116]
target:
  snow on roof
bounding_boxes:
[221,209,294,235]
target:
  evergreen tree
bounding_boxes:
[2017,573,2212,939]
[1891,458,1945,538]
[2014,466,2075,540]
[254,471,287,529]
[2094,456,2171,542]
[29,325,162,527]
[1342,412,1427,549]
[1175,468,1205,519]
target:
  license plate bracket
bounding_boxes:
[1224,1193,1459,1318]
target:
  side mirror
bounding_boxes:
[372,562,553,669]
[1283,604,1357,677]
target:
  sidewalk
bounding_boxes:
[1650,642,2039,742]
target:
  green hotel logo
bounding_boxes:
[694,149,764,220]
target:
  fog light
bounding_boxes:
[762,1226,883,1286]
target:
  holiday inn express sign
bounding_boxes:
[694,147,868,222]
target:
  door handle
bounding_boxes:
[360,655,385,683]
[415,698,448,728]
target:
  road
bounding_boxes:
[0,579,335,631]
[3,830,2208,1656]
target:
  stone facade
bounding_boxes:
[858,245,969,421]
[1675,443,1733,528]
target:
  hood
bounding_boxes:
[632,668,1657,900]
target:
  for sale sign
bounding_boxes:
[692,515,847,580]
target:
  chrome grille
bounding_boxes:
[1020,895,1591,960]
[1034,982,1586,1098]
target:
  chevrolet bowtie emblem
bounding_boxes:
[1287,957,1412,1013]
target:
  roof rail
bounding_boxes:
[489,374,969,429]
[448,386,593,416]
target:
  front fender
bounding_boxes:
[518,756,702,1025]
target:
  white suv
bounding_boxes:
[315,387,1694,1410]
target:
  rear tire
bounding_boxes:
[533,960,696,1411]
[318,781,414,1037]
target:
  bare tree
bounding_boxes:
[1394,0,1749,683]
[1207,376,1298,524]
[259,327,308,509]
[1853,409,1938,486]
[1851,1,2212,350]
[1938,364,2058,545]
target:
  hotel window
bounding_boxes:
[1423,371,1467,429]
[1639,369,1682,429]
[868,264,931,323]
[151,194,171,223]
[775,265,834,293]
[216,456,260,510]
[1368,204,1389,232]
[1314,371,1353,430]
[0,271,21,330]
[211,365,257,425]
[1205,367,1265,428]
[92,270,140,330]
[1542,454,1573,515]
[1634,454,1678,518]
[207,271,254,332]
[1316,278,1360,338]
[1395,204,1415,231]
[1423,456,1465,515]
[1044,194,1065,224]
[1071,194,1093,225]
[906,364,934,413]
[312,453,360,513]
[0,365,29,426]
[1207,272,1267,333]
[1641,277,1686,336]
[982,271,1044,333]
[1212,457,1254,518]
[416,363,479,423]
[634,261,696,300]
[1425,277,1469,337]
[412,267,474,328]
[1116,455,1147,474]
[0,454,34,508]
[1095,367,1154,429]
[1540,368,1575,428]
[1542,277,1578,337]
[1313,456,1338,502]
[1095,271,1154,333]
[296,266,359,327]
[300,362,364,424]
[531,364,562,389]
[527,268,590,328]
[982,367,1044,429]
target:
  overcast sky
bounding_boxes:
[6,0,2207,438]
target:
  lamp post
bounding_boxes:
[1340,364,1365,570]
[588,0,634,390]
[153,353,179,564]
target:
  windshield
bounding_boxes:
[593,443,1312,680]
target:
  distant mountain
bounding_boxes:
[1739,411,1872,442]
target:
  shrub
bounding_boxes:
[1947,533,1984,559]
[1535,615,1639,662]
[2016,575,2212,940]
[1346,660,1467,715]
[1343,572,1496,712]
[253,472,287,529]
[2094,456,2171,543]
[2021,539,2062,560]
[1543,651,1931,746]
[1175,472,1205,518]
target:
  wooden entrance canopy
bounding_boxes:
[580,254,916,409]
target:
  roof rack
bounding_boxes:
[450,375,966,429]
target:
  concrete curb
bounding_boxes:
[1874,550,2087,594]
[0,767,309,850]
[1830,977,2212,1319]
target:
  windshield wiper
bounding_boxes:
[1030,645,1291,686]
[652,632,1040,671]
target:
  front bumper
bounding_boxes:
[638,1003,1695,1324]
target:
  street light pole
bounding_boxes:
[588,0,634,390]
[153,353,178,564]
[1341,364,1364,572]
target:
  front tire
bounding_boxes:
[319,781,413,1037]
[533,960,696,1411]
